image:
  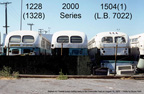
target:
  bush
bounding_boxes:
[57,69,68,80]
[0,66,19,78]
[12,71,19,78]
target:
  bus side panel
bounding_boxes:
[88,47,98,61]
[46,49,51,55]
[39,48,46,55]
[69,48,88,56]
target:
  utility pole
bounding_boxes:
[27,23,34,31]
[20,0,23,30]
[38,29,43,34]
[61,40,66,56]
[0,2,12,34]
[44,30,48,34]
[61,42,63,56]
[114,43,118,76]
[0,32,1,47]
[48,27,51,34]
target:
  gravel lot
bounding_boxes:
[0,78,143,94]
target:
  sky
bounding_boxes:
[0,0,144,42]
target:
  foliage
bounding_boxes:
[12,71,19,78]
[0,66,19,78]
[57,69,68,80]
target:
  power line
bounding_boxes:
[38,29,51,34]
[9,7,20,25]
[0,2,12,34]
[117,29,120,31]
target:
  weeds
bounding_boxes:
[0,66,19,78]
[57,69,68,80]
[12,71,19,78]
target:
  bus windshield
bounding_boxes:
[22,36,34,43]
[9,36,21,43]
[71,36,82,43]
[115,36,126,43]
[102,37,113,43]
[57,36,69,43]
